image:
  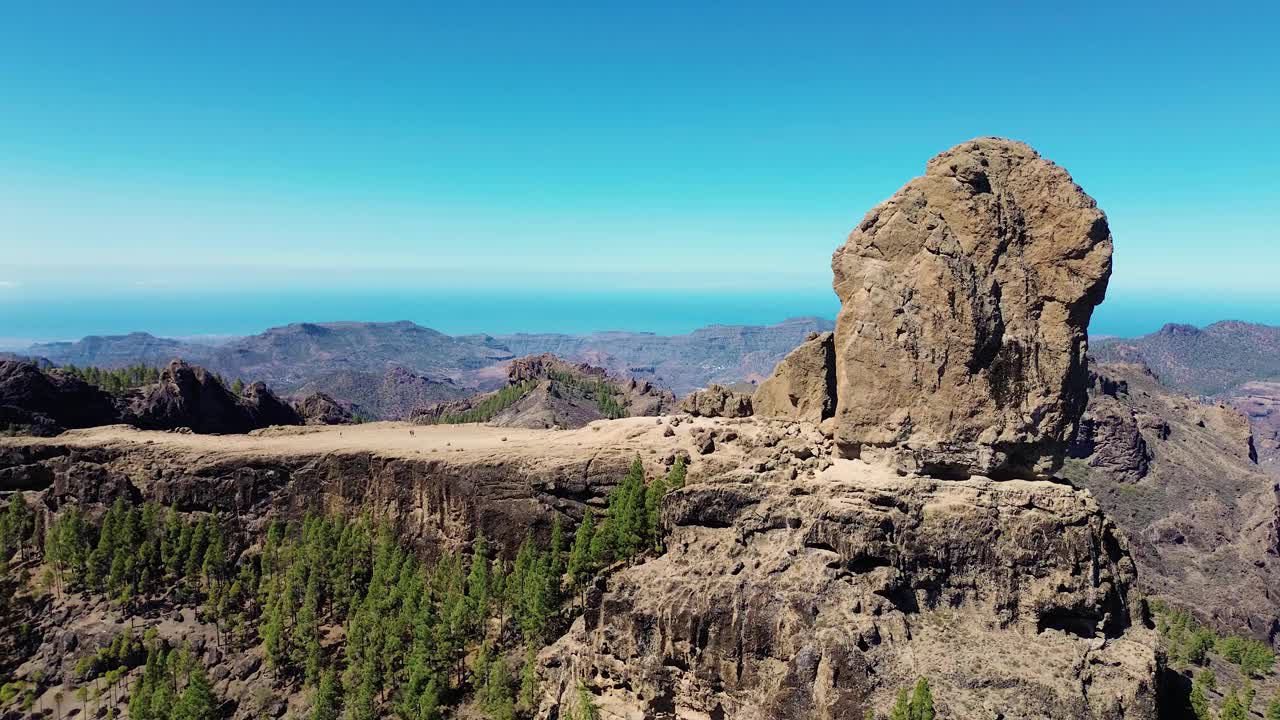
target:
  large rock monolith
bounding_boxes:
[832,138,1113,478]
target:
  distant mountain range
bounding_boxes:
[1092,320,1280,474]
[19,317,836,414]
[1092,321,1280,396]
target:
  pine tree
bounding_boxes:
[889,687,911,720]
[518,646,539,712]
[415,676,442,720]
[666,455,687,490]
[481,655,515,720]
[549,516,565,581]
[263,593,290,677]
[172,666,216,720]
[466,533,492,636]
[312,669,342,720]
[1221,689,1249,720]
[644,471,668,551]
[567,511,595,588]
[909,678,935,720]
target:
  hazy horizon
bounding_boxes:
[3,285,1277,351]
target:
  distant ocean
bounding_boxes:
[1,287,1277,349]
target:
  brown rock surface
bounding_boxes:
[416,354,675,429]
[753,331,836,423]
[831,138,1113,479]
[678,384,753,418]
[539,460,1158,720]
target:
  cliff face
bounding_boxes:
[537,441,1159,720]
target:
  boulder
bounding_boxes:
[753,331,836,423]
[679,384,753,418]
[831,138,1113,479]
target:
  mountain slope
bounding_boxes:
[1092,321,1280,396]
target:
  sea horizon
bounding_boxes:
[3,286,1278,351]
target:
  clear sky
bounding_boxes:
[1,1,1277,344]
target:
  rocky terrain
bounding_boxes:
[414,354,675,429]
[1,358,322,436]
[1093,321,1280,397]
[1065,362,1277,639]
[524,137,1168,720]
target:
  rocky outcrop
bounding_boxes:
[831,138,1113,479]
[1068,367,1152,483]
[753,331,836,423]
[678,384,753,418]
[0,360,119,435]
[123,360,301,434]
[292,392,354,425]
[241,381,303,427]
[539,463,1158,720]
[416,354,675,429]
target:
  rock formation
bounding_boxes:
[538,446,1158,720]
[415,354,675,429]
[124,360,301,434]
[0,360,120,435]
[678,384,753,418]
[831,138,1113,479]
[753,331,836,423]
[240,381,303,427]
[292,391,355,425]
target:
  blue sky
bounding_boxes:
[1,2,1277,343]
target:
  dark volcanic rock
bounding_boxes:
[240,381,303,427]
[292,392,354,425]
[124,360,300,434]
[831,138,1113,479]
[0,360,119,435]
[1068,366,1152,483]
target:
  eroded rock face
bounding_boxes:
[0,360,119,435]
[831,138,1113,479]
[293,392,355,425]
[124,360,301,434]
[753,331,836,424]
[1068,367,1152,483]
[540,465,1158,720]
[241,381,303,427]
[679,384,753,418]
